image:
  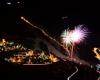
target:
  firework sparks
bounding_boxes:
[61,29,72,45]
[60,29,73,56]
[61,25,88,45]
[70,25,88,44]
[60,25,89,57]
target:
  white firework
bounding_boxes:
[61,29,72,46]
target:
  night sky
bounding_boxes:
[0,0,100,65]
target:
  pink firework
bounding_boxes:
[70,25,88,44]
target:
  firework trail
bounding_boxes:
[21,16,69,54]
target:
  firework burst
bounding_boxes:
[61,25,88,45]
[60,25,89,58]
[60,29,72,45]
[70,25,88,44]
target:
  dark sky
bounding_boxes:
[0,0,100,64]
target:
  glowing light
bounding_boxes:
[60,25,89,58]
[93,47,100,60]
[61,29,72,45]
[96,64,100,80]
[2,39,6,43]
[61,25,88,45]
[17,1,20,4]
[70,25,88,44]
[97,76,100,80]
[20,16,90,66]
[60,29,74,56]
[21,16,24,20]
[6,2,12,5]
[49,54,59,62]
[61,16,68,19]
